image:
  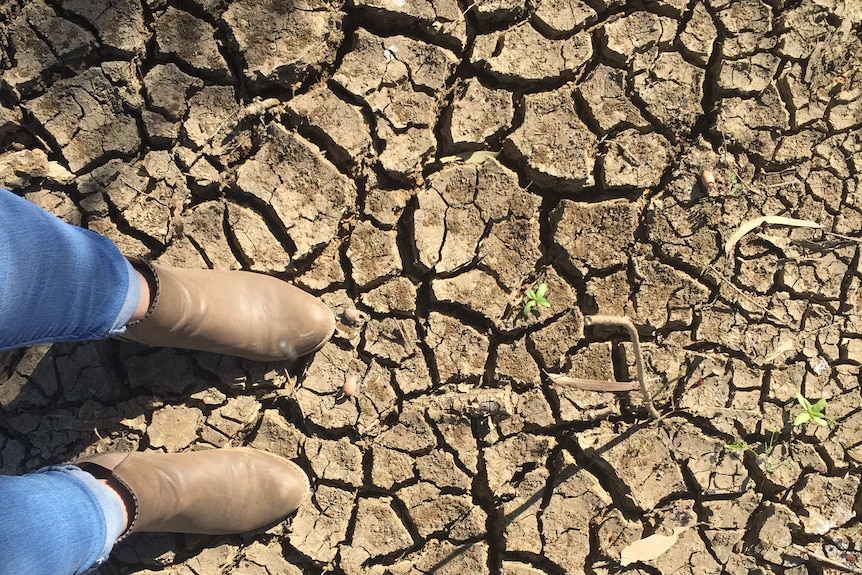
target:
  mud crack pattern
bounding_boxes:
[1,0,861,573]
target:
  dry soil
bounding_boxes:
[1,0,861,574]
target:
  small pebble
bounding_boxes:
[700,169,716,191]
[341,307,369,326]
[342,374,359,397]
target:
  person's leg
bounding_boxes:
[0,448,308,575]
[0,188,335,361]
[0,466,125,575]
[0,188,141,350]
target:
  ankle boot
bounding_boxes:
[77,448,310,537]
[122,258,335,362]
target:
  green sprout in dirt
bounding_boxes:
[725,432,785,474]
[724,170,744,195]
[523,283,551,316]
[793,392,836,428]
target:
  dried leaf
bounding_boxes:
[546,373,638,392]
[620,526,690,566]
[439,150,500,165]
[724,216,822,256]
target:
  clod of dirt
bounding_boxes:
[793,474,860,535]
[472,23,592,84]
[183,86,239,151]
[143,64,204,122]
[498,388,555,435]
[222,0,344,88]
[386,354,430,397]
[342,497,414,570]
[578,64,650,135]
[399,482,486,540]
[504,467,549,553]
[351,0,467,51]
[0,149,74,187]
[155,7,231,80]
[364,317,417,364]
[347,221,401,288]
[289,485,355,563]
[551,198,637,275]
[581,423,687,510]
[287,86,373,169]
[372,446,415,489]
[415,159,541,281]
[632,51,704,138]
[225,202,290,272]
[718,53,780,95]
[425,312,489,383]
[541,451,612,572]
[630,254,710,329]
[235,124,355,261]
[377,408,437,453]
[484,433,555,497]
[390,539,489,575]
[505,86,596,191]
[26,67,140,173]
[306,436,363,486]
[602,130,672,188]
[239,541,302,575]
[716,0,776,57]
[748,502,804,566]
[600,12,677,71]
[494,340,541,391]
[525,305,582,365]
[147,405,202,451]
[63,0,147,57]
[334,28,457,182]
[533,0,596,37]
[703,490,762,563]
[249,410,303,460]
[417,450,471,490]
[361,277,417,315]
[4,2,96,94]
[717,86,790,160]
[679,2,717,66]
[432,269,508,321]
[446,79,513,146]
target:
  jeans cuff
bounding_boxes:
[107,256,142,336]
[39,465,125,570]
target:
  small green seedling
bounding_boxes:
[793,392,835,427]
[724,170,744,196]
[523,283,550,316]
[725,431,786,474]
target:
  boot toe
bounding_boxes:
[259,452,311,518]
[279,288,335,359]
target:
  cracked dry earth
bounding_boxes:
[1,0,861,573]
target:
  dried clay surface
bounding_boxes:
[1,0,862,574]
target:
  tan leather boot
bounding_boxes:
[122,258,335,362]
[77,448,310,537]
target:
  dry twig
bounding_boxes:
[584,315,659,419]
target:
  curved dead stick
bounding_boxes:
[584,315,659,419]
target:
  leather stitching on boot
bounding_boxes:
[76,459,140,542]
[125,257,160,327]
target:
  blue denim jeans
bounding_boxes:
[0,188,140,351]
[0,188,137,573]
[0,466,125,575]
